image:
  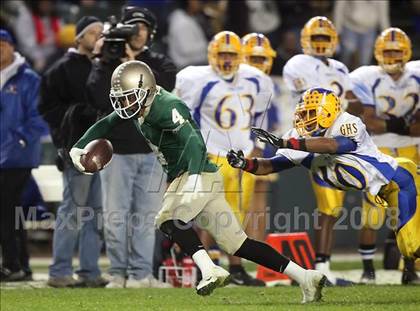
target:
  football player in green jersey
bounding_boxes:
[70,60,326,303]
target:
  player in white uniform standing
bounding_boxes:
[227,87,419,265]
[241,32,278,242]
[282,16,362,285]
[175,31,272,286]
[351,27,420,284]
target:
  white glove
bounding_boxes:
[180,174,204,205]
[69,147,89,174]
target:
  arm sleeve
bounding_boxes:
[331,116,367,150]
[15,75,46,144]
[333,136,358,153]
[73,112,123,149]
[282,60,307,95]
[174,68,199,110]
[350,69,374,106]
[269,155,296,172]
[341,65,353,92]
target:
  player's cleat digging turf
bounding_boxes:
[300,270,327,304]
[196,266,231,296]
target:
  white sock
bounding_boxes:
[315,260,336,284]
[192,249,216,279]
[283,261,306,284]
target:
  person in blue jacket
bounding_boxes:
[0,29,46,281]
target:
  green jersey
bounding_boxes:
[74,88,218,180]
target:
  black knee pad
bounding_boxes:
[159,220,192,238]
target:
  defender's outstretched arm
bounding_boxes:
[251,127,357,154]
[227,150,295,175]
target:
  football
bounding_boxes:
[80,139,113,173]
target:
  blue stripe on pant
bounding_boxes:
[391,166,417,230]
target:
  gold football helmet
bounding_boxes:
[242,33,277,74]
[109,60,157,119]
[295,87,341,137]
[374,27,412,74]
[300,16,338,57]
[208,31,242,79]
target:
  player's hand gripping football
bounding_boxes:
[227,149,247,169]
[180,174,204,205]
[251,127,285,148]
[69,147,91,175]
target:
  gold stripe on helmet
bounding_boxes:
[208,31,242,79]
[242,33,277,74]
[300,16,338,57]
[374,27,412,74]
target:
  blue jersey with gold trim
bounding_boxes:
[277,112,398,195]
[175,64,273,155]
[350,62,420,148]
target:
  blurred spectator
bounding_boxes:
[74,0,119,22]
[224,0,250,36]
[334,0,390,69]
[271,30,300,75]
[0,29,46,282]
[17,175,48,281]
[87,6,175,289]
[246,0,281,46]
[13,0,62,72]
[39,16,107,288]
[201,0,227,34]
[168,0,209,69]
[0,1,24,32]
[127,0,173,52]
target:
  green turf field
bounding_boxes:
[2,286,420,311]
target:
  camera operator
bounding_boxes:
[87,7,176,288]
[39,16,107,288]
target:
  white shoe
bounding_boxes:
[300,270,326,304]
[126,275,172,288]
[315,261,336,284]
[196,266,230,296]
[105,275,126,288]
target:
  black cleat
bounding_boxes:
[229,266,265,287]
[402,269,420,285]
[360,270,376,285]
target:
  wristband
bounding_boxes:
[286,138,307,151]
[243,158,259,173]
[385,118,409,136]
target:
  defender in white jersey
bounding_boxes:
[282,16,362,285]
[351,28,420,285]
[228,88,419,263]
[175,31,272,286]
[175,63,272,157]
